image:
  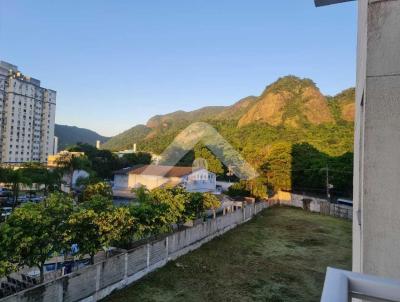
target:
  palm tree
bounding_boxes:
[56,154,91,192]
[1,168,32,209]
[20,163,63,198]
[21,162,46,193]
[40,169,63,197]
[132,186,152,203]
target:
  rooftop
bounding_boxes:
[114,164,200,178]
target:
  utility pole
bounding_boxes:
[326,165,329,200]
[325,165,334,201]
[227,165,234,183]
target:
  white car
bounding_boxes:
[17,195,29,203]
[1,207,12,220]
[29,196,44,203]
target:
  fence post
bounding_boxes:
[166,236,169,260]
[124,252,128,279]
[146,243,150,269]
[57,278,63,302]
[95,263,101,297]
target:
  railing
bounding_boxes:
[321,267,400,302]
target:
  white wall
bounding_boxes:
[114,174,128,189]
[128,174,171,190]
[114,169,216,192]
[353,0,400,279]
[183,169,216,193]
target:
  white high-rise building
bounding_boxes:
[0,61,56,163]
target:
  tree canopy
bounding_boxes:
[0,186,222,281]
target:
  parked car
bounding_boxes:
[0,188,12,198]
[29,196,44,203]
[337,198,353,207]
[3,198,15,207]
[1,207,12,221]
[17,195,29,204]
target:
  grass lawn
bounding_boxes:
[104,206,352,302]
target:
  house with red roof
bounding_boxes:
[113,164,216,197]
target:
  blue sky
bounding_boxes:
[0,0,357,136]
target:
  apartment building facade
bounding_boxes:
[0,61,56,163]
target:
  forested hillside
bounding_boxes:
[55,124,109,150]
[102,76,355,197]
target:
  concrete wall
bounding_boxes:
[113,174,128,189]
[2,202,272,302]
[128,174,171,190]
[353,0,400,279]
[352,0,368,275]
[272,191,352,220]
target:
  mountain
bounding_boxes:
[216,96,258,120]
[144,97,259,130]
[102,76,355,159]
[96,124,151,152]
[146,106,227,129]
[238,76,334,127]
[55,124,109,151]
[102,96,259,152]
[331,88,355,122]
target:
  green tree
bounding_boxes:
[132,186,152,203]
[0,228,16,278]
[150,187,188,225]
[184,192,221,220]
[21,164,63,196]
[42,169,64,195]
[265,142,293,192]
[194,144,224,176]
[290,143,353,197]
[184,192,204,220]
[56,153,92,191]
[82,181,113,201]
[1,168,32,208]
[227,179,266,199]
[0,194,73,283]
[96,207,135,249]
[202,193,221,210]
[227,181,251,197]
[65,209,101,265]
[0,260,15,278]
[129,202,173,238]
[42,193,74,252]
[81,194,113,213]
[246,178,267,199]
[69,143,121,179]
[122,152,152,166]
[68,143,152,179]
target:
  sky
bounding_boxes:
[0,0,357,137]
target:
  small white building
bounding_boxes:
[113,164,216,195]
[113,144,137,158]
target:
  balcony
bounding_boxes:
[321,268,400,302]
